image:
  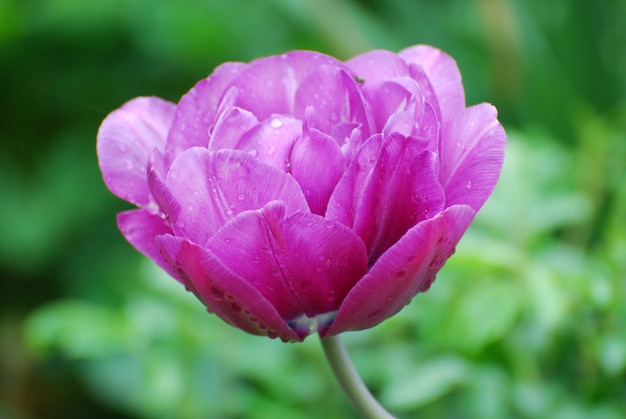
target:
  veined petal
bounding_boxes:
[165,62,247,167]
[117,209,176,278]
[164,148,309,244]
[97,97,175,207]
[399,45,465,124]
[327,133,445,263]
[205,201,368,338]
[290,126,346,215]
[157,234,301,342]
[325,204,475,335]
[440,103,506,211]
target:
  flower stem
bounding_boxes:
[320,335,396,419]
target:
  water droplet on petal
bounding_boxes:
[267,331,278,339]
[231,303,242,313]
[267,146,276,156]
[395,270,407,280]
[237,193,246,201]
[210,287,225,301]
[466,181,472,190]
[270,117,283,128]
[118,144,127,153]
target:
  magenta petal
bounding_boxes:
[235,115,303,172]
[289,127,345,215]
[165,62,247,167]
[156,234,301,342]
[97,97,175,207]
[399,45,465,123]
[346,50,410,81]
[325,204,475,335]
[165,148,309,244]
[228,51,348,120]
[327,133,445,263]
[294,66,372,136]
[361,79,419,132]
[208,107,259,151]
[205,202,368,336]
[117,209,176,278]
[441,103,506,211]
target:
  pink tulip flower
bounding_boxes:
[97,45,506,342]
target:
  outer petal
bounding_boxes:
[97,97,176,207]
[440,103,506,210]
[327,133,445,263]
[157,234,301,342]
[116,208,176,278]
[204,202,368,338]
[164,148,309,245]
[289,126,346,215]
[399,45,465,123]
[208,107,259,151]
[227,51,350,120]
[346,50,410,81]
[165,62,247,167]
[325,204,475,335]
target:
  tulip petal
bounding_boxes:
[164,148,309,244]
[117,209,176,278]
[326,204,475,335]
[346,49,410,81]
[289,126,346,215]
[156,234,301,342]
[327,133,445,263]
[208,106,259,151]
[97,97,175,207]
[235,115,303,172]
[228,51,348,120]
[399,45,465,123]
[165,62,247,167]
[294,66,372,137]
[204,201,368,337]
[441,103,506,211]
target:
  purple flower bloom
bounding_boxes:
[97,45,506,342]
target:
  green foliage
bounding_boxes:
[1,0,625,418]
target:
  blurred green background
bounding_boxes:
[1,0,625,418]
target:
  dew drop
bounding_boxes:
[247,149,258,157]
[210,287,225,301]
[395,270,407,280]
[231,303,242,313]
[237,193,246,201]
[466,181,473,190]
[267,146,277,156]
[267,331,278,339]
[124,160,134,170]
[270,117,283,128]
[118,144,127,153]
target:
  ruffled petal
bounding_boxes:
[116,209,176,277]
[97,97,175,207]
[289,126,346,215]
[164,148,309,244]
[327,133,445,263]
[325,204,475,335]
[399,45,465,124]
[346,49,410,81]
[165,62,247,167]
[440,103,506,210]
[294,66,372,137]
[227,51,349,120]
[204,201,368,337]
[157,234,301,342]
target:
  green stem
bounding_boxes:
[320,335,396,419]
